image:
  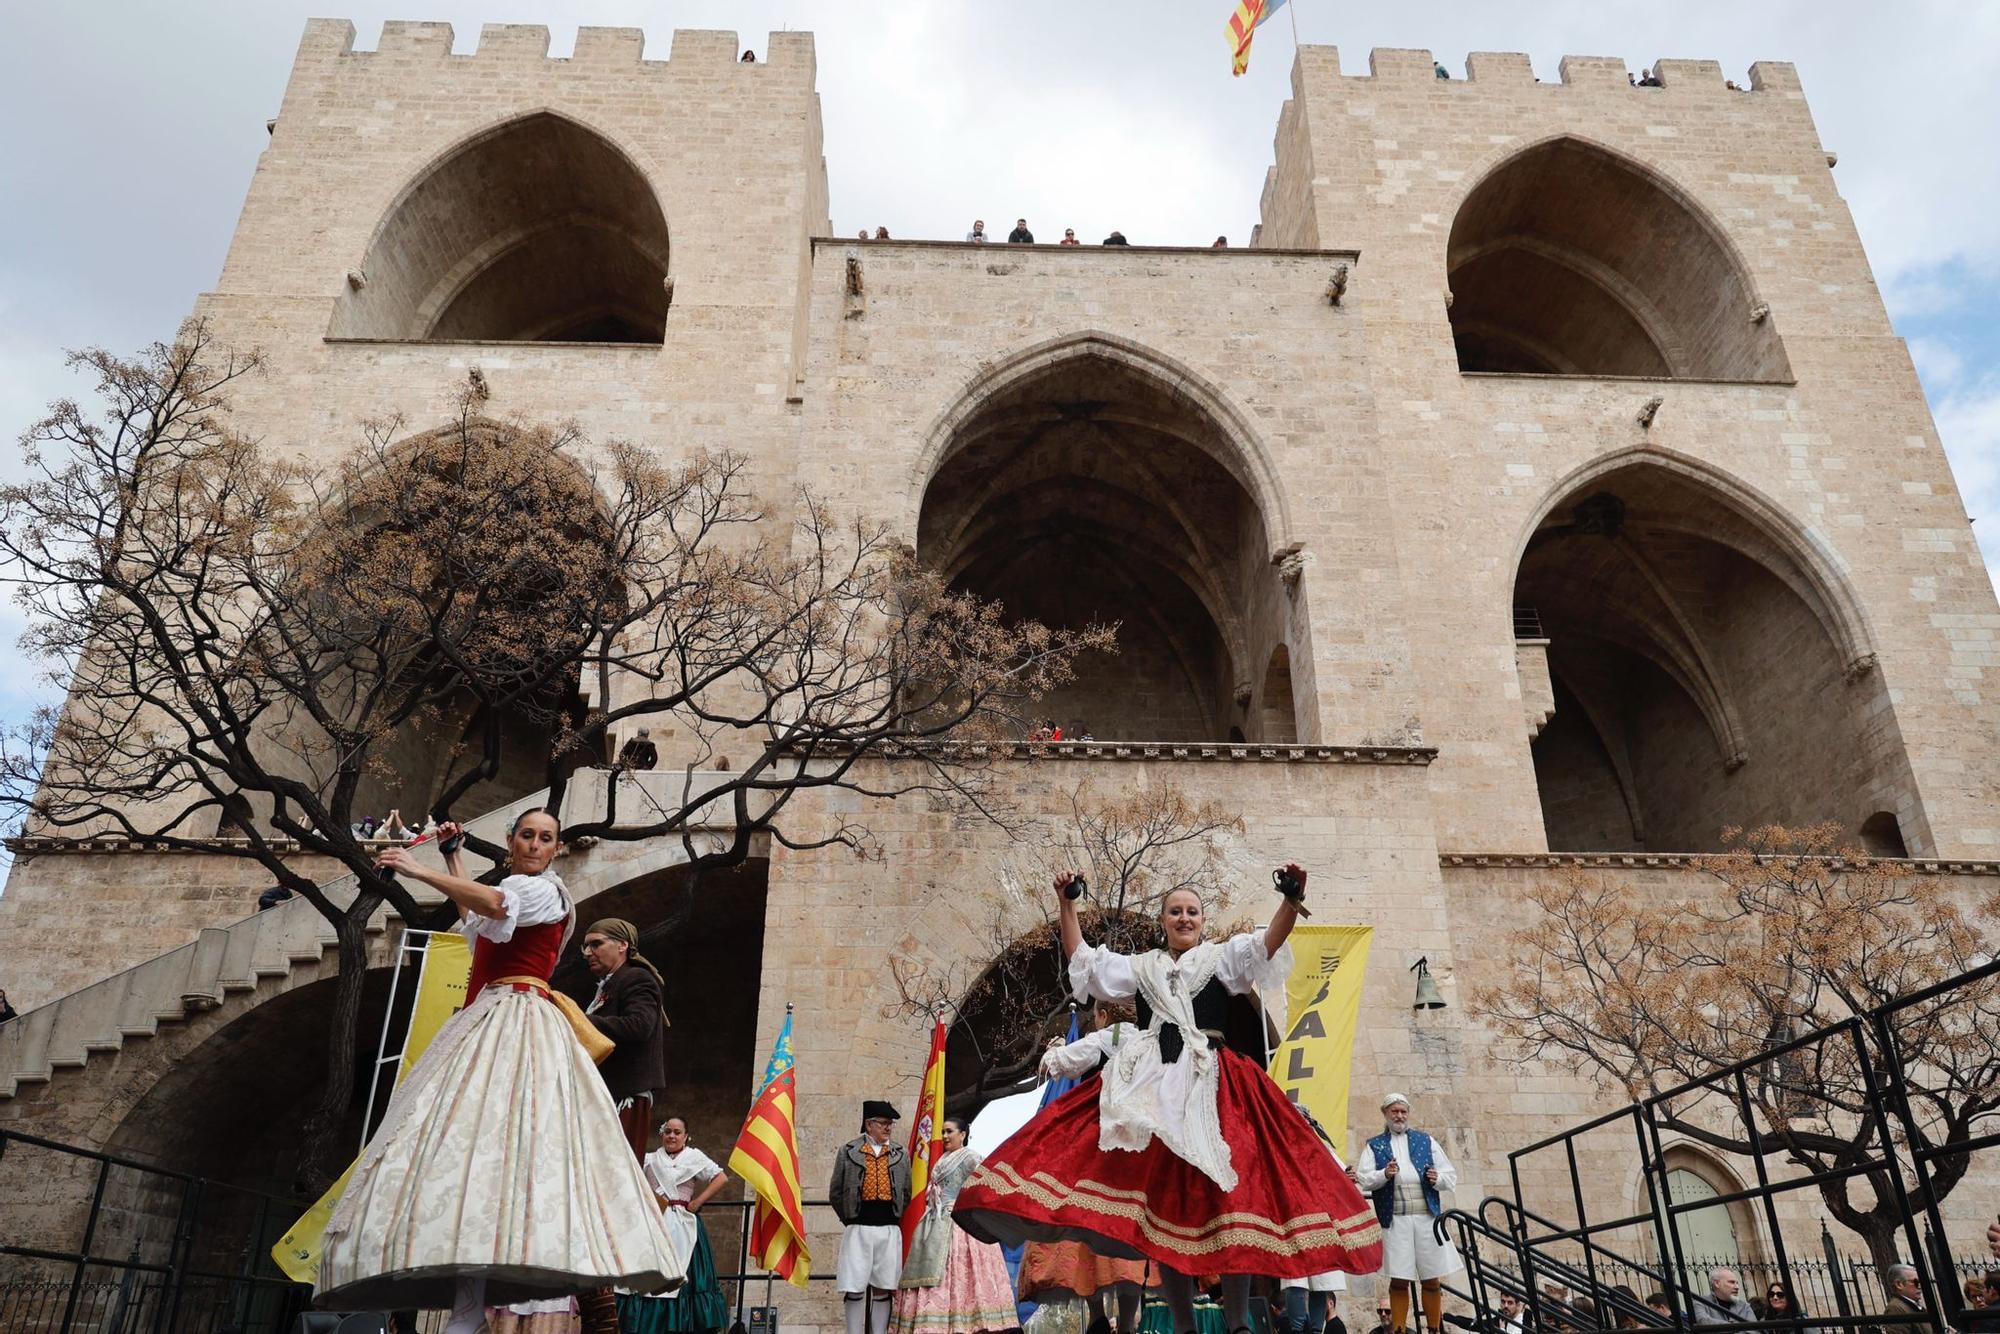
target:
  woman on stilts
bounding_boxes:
[954,865,1383,1334]
[316,809,688,1333]
[620,1116,733,1334]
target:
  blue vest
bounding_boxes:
[1366,1129,1441,1228]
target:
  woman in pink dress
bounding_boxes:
[891,1118,1020,1334]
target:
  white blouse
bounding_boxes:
[1061,934,1291,1191]
[644,1146,723,1204]
[460,872,572,945]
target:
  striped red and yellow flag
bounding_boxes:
[899,1014,948,1258]
[728,1010,812,1288]
[1226,0,1289,76]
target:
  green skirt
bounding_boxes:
[619,1214,730,1334]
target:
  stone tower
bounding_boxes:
[0,22,1994,1318]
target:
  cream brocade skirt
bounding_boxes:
[317,985,690,1309]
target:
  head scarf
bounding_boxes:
[587,917,665,988]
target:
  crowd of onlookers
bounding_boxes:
[1026,719,1093,742]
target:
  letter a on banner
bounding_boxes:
[1267,925,1372,1151]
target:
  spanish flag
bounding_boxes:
[1227,0,1289,76]
[729,1008,812,1288]
[900,1013,948,1258]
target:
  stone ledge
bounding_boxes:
[816,236,1363,262]
[814,740,1437,765]
[1440,851,2000,875]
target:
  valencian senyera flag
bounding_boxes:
[1267,925,1372,1153]
[901,1012,949,1258]
[1227,0,1289,76]
[271,931,472,1285]
[729,1008,813,1287]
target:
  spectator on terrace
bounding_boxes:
[1102,230,1128,246]
[257,883,295,912]
[1638,68,1662,87]
[1008,219,1035,243]
[1645,1294,1673,1323]
[1213,236,1229,247]
[617,729,659,773]
[1692,1269,1753,1326]
[741,50,756,62]
[1433,61,1450,79]
[1763,1283,1803,1324]
[1877,1265,1932,1334]
[1060,228,1080,246]
[859,230,870,239]
[1606,1285,1645,1329]
[875,226,891,239]
[967,220,988,243]
[382,808,413,841]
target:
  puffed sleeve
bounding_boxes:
[1041,1028,1114,1078]
[1213,932,1291,998]
[1354,1141,1390,1193]
[460,872,568,944]
[1066,942,1138,1002]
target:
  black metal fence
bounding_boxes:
[0,1127,311,1333]
[0,1123,852,1334]
[1438,953,2000,1334]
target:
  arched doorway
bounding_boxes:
[331,112,671,343]
[917,340,1292,743]
[1448,137,1790,381]
[1516,458,1925,853]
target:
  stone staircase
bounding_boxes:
[0,791,551,1100]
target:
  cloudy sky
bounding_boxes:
[0,0,1995,730]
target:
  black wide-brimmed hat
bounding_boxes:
[861,1100,900,1124]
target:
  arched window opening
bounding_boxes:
[1258,644,1298,743]
[1518,463,1923,853]
[332,113,670,344]
[918,349,1282,743]
[1448,138,1789,381]
[1860,812,1910,859]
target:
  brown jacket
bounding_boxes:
[588,962,667,1104]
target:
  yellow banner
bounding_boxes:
[272,931,473,1285]
[1266,925,1372,1156]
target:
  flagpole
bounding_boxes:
[1286,0,1301,52]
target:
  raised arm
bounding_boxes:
[374,843,509,919]
[1054,870,1084,958]
[1261,862,1308,958]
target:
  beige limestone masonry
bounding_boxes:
[0,20,1997,1325]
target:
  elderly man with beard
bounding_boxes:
[1354,1093,1460,1334]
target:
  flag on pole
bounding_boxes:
[900,1011,949,1258]
[729,1007,813,1288]
[1227,0,1289,76]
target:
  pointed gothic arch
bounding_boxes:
[1447,136,1790,381]
[915,334,1302,742]
[1514,452,1926,853]
[330,110,671,343]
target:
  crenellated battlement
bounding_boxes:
[294,16,813,74]
[1283,41,1800,95]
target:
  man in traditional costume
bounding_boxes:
[1354,1093,1460,1334]
[832,1100,913,1334]
[575,916,670,1333]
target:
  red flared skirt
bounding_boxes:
[954,1050,1383,1279]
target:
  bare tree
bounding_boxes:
[888,781,1246,1115]
[1475,823,2000,1272]
[0,322,1106,1186]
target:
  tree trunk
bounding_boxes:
[1844,1208,1912,1289]
[295,913,372,1194]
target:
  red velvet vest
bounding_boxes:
[464,918,567,998]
